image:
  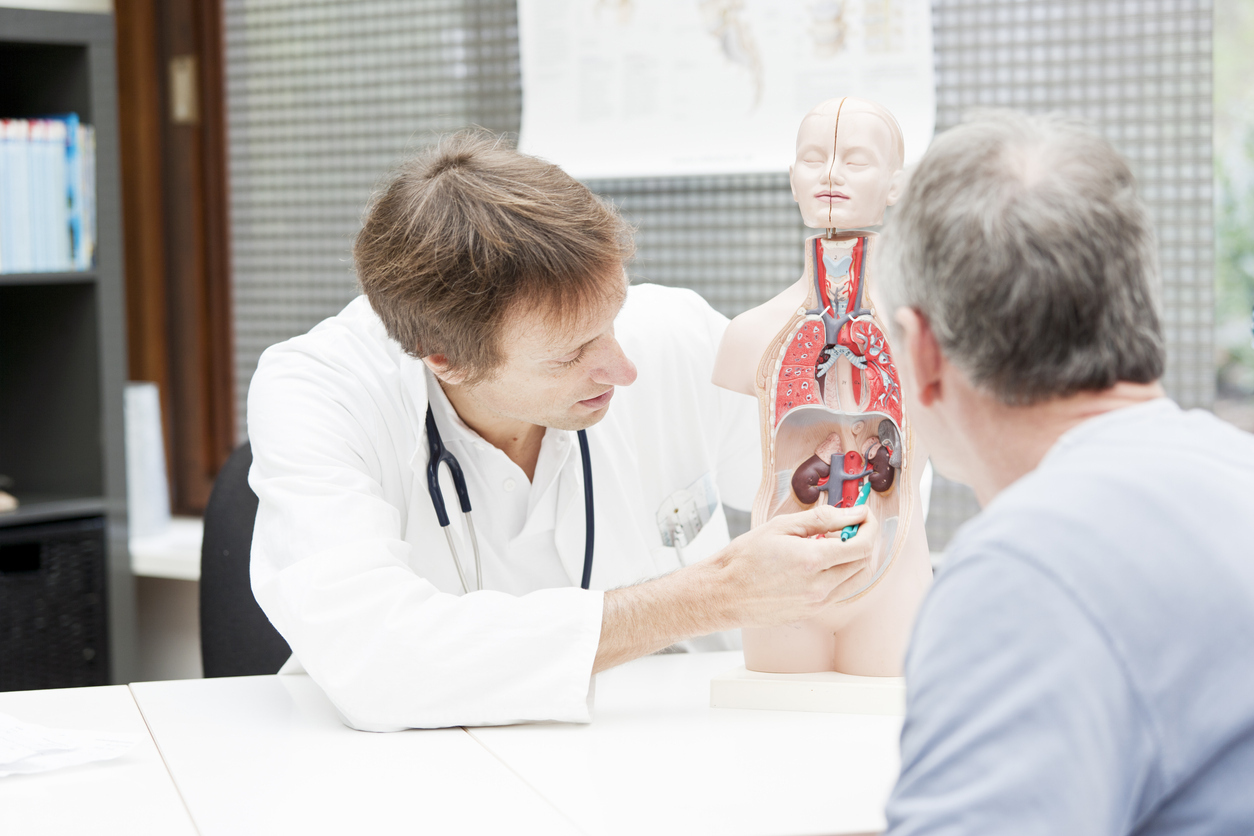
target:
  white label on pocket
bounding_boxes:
[656,471,718,548]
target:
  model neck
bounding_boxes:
[820,225,881,241]
[804,232,872,312]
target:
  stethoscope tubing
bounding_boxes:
[578,428,594,591]
[425,404,594,594]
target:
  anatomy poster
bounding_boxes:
[517,0,935,178]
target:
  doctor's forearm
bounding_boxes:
[591,504,876,674]
[592,563,733,673]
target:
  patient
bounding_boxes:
[873,110,1254,835]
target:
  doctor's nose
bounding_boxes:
[593,337,637,388]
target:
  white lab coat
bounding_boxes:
[247,284,760,730]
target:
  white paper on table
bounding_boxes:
[518,0,935,179]
[0,712,140,778]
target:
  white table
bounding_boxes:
[129,673,583,835]
[471,651,899,836]
[126,652,900,835]
[0,685,197,836]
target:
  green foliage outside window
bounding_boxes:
[1215,1,1254,398]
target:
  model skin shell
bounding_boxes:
[713,97,933,676]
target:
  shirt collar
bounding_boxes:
[424,366,485,448]
[1042,396,1177,465]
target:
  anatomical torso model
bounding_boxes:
[713,97,932,676]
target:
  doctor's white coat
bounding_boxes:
[247,284,760,730]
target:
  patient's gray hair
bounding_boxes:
[873,110,1165,405]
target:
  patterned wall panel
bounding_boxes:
[923,0,1214,549]
[585,174,807,317]
[224,0,1212,548]
[223,0,520,436]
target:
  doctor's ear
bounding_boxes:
[421,354,467,385]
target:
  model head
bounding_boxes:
[790,96,906,230]
[356,130,633,378]
[872,109,1165,407]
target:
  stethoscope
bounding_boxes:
[424,404,595,594]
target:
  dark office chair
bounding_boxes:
[199,442,292,677]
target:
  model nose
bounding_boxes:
[827,160,846,186]
[818,162,834,188]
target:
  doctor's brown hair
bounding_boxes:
[354,131,634,383]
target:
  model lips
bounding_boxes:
[579,389,614,408]
[815,191,850,201]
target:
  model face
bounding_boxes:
[453,273,638,432]
[790,104,903,230]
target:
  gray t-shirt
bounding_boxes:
[886,398,1254,836]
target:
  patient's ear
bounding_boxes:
[894,307,944,408]
[422,354,467,386]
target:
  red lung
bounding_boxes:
[773,236,903,429]
[842,320,903,427]
[774,319,825,426]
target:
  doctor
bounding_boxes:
[247,132,879,731]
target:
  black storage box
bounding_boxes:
[0,516,109,691]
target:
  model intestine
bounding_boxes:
[712,96,932,676]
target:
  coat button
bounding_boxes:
[503,478,516,491]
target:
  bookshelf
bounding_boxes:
[0,269,98,285]
[0,6,136,687]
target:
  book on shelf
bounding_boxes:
[0,114,96,275]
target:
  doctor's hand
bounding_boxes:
[592,504,877,674]
[702,504,878,629]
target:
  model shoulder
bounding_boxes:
[713,279,809,396]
